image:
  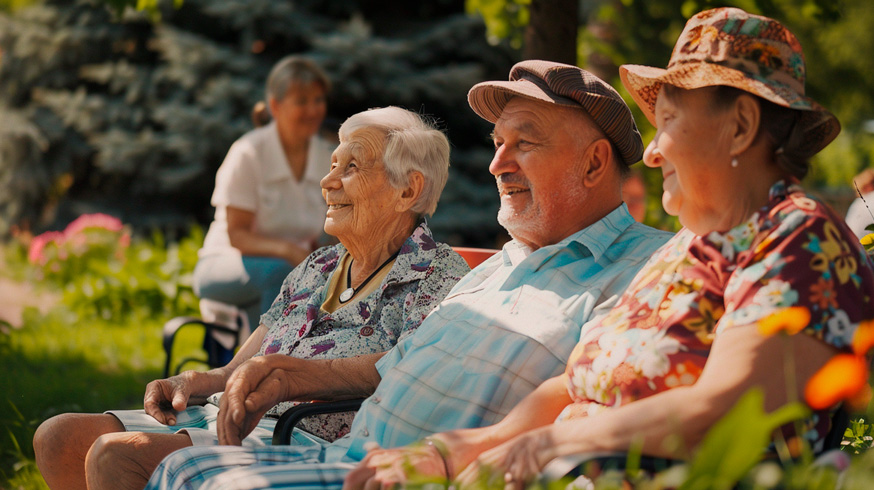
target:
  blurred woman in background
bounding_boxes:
[195,56,336,337]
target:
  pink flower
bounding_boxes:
[64,213,124,237]
[27,231,65,264]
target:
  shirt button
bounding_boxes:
[372,397,381,404]
[361,429,369,437]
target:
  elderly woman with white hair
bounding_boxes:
[33,106,470,490]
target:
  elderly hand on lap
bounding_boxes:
[142,375,194,426]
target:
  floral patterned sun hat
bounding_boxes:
[619,7,840,158]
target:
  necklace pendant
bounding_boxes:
[339,287,355,303]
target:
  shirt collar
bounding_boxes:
[263,122,324,184]
[767,178,803,203]
[382,221,438,286]
[500,203,635,265]
[569,203,636,262]
[330,221,437,289]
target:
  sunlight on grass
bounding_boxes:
[0,223,204,487]
[0,305,203,488]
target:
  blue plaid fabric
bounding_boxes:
[145,204,672,490]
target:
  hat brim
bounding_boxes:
[620,63,841,157]
[468,79,584,123]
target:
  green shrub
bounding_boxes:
[20,213,202,323]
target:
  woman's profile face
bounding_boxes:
[320,129,405,242]
[643,86,737,234]
[271,81,327,139]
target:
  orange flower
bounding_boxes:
[852,319,874,356]
[757,307,811,337]
[804,354,870,411]
[809,278,838,310]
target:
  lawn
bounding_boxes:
[0,303,206,489]
[0,219,204,489]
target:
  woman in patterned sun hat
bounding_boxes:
[345,8,874,489]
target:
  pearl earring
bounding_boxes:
[731,157,739,168]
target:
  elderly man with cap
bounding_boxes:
[141,61,671,490]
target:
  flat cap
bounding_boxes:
[468,60,644,166]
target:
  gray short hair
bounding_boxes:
[265,56,331,103]
[339,107,450,217]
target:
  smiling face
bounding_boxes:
[490,97,599,249]
[271,81,327,140]
[320,128,404,243]
[643,86,737,233]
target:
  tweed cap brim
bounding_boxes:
[620,63,840,158]
[468,60,644,166]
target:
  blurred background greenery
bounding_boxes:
[1,0,872,247]
[1,0,873,488]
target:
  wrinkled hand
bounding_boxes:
[343,442,448,490]
[143,375,192,426]
[217,356,288,445]
[456,430,553,490]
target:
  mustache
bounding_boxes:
[496,173,531,192]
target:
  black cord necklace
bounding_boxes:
[339,250,399,303]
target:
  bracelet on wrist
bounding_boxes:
[424,437,452,484]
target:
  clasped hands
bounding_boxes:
[143,355,293,445]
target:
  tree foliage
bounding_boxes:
[0,0,516,247]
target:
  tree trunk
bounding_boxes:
[524,0,578,65]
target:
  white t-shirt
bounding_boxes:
[200,122,335,256]
[845,191,874,239]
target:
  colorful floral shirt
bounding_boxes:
[254,222,469,441]
[561,180,874,452]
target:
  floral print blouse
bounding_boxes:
[255,222,469,441]
[561,180,874,452]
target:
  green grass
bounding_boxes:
[0,224,203,489]
[0,304,206,489]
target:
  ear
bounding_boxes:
[394,171,425,213]
[730,94,761,156]
[581,138,614,188]
[267,96,280,117]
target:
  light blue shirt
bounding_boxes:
[345,204,672,458]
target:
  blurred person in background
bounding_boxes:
[194,56,336,340]
[622,170,647,223]
[845,167,874,238]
